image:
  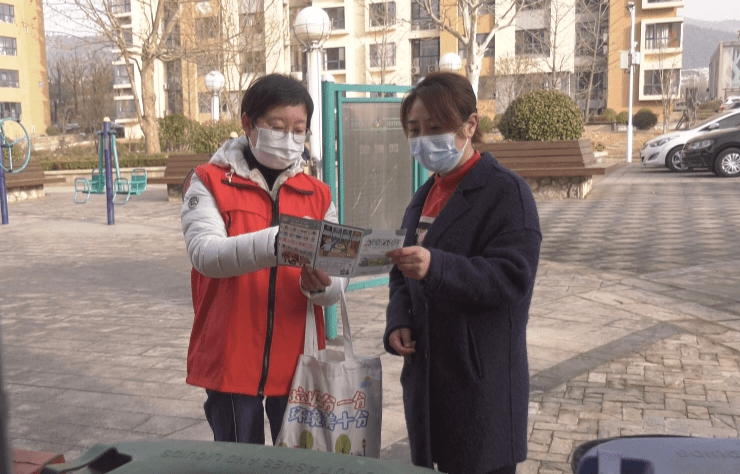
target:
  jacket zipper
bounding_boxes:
[257,190,280,397]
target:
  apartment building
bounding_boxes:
[0,0,50,136]
[115,0,683,130]
[605,0,684,119]
[708,39,740,101]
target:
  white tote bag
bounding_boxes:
[275,291,383,458]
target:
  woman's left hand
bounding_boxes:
[386,246,431,280]
[300,265,332,293]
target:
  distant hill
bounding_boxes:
[682,21,739,69]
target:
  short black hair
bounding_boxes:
[240,74,314,128]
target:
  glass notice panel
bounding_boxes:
[341,102,412,229]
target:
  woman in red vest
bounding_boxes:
[181,74,346,445]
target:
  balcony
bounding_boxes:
[641,0,684,10]
[641,19,683,54]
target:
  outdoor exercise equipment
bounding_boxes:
[0,117,32,225]
[74,119,147,212]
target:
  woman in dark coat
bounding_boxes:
[384,72,541,474]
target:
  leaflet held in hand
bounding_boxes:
[277,215,405,277]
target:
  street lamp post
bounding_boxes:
[293,7,332,179]
[439,52,463,74]
[205,71,225,123]
[626,2,636,163]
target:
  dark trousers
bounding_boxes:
[204,390,288,444]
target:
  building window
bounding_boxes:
[515,29,550,56]
[325,47,345,70]
[198,92,212,114]
[0,102,20,119]
[370,2,396,27]
[0,69,19,88]
[518,0,547,11]
[111,0,131,14]
[370,43,396,67]
[291,46,307,74]
[0,36,16,56]
[411,0,438,30]
[113,65,130,86]
[242,50,265,74]
[480,0,495,15]
[644,22,681,50]
[0,3,13,23]
[411,38,439,78]
[115,99,136,119]
[325,7,345,30]
[643,69,680,96]
[196,17,219,40]
[119,28,133,46]
[458,35,494,59]
[732,47,740,87]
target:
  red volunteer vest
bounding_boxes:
[186,163,332,396]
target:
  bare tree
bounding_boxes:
[414,0,532,97]
[361,0,406,86]
[46,35,115,135]
[213,0,287,119]
[493,54,542,113]
[541,0,575,93]
[46,0,189,154]
[573,0,609,120]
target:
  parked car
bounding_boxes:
[640,109,740,172]
[719,96,740,112]
[682,126,740,178]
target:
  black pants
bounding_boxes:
[203,390,288,444]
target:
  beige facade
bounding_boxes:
[0,0,50,136]
[119,0,682,128]
[606,0,684,119]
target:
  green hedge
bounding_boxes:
[41,156,168,171]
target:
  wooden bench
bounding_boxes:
[3,159,66,195]
[476,139,621,199]
[148,153,210,203]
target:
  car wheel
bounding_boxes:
[665,146,688,172]
[714,148,740,178]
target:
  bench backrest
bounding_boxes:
[476,139,596,169]
[164,154,211,178]
[3,160,45,186]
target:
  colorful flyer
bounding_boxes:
[277,215,405,277]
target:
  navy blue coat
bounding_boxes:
[383,153,541,474]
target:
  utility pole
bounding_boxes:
[626,2,637,163]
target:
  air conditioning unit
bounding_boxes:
[428,65,437,73]
[411,67,419,74]
[413,58,420,67]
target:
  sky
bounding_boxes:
[680,0,740,22]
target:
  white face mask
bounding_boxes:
[249,127,305,170]
[409,132,467,174]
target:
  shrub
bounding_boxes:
[493,114,502,128]
[189,119,243,154]
[498,90,584,141]
[600,108,617,122]
[478,115,494,134]
[46,125,60,136]
[615,111,629,125]
[632,109,658,130]
[158,114,196,152]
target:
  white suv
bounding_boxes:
[640,109,740,171]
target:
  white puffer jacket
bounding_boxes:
[180,135,346,305]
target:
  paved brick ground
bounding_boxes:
[1,162,739,473]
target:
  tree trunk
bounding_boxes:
[140,62,161,155]
[466,46,482,99]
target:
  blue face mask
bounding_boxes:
[408,133,467,174]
